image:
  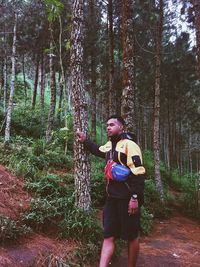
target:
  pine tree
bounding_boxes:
[121,0,135,132]
[153,0,164,199]
[70,0,91,211]
[5,13,17,142]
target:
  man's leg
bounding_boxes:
[99,237,115,267]
[128,237,139,267]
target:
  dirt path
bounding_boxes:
[111,211,200,267]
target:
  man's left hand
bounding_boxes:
[128,199,139,215]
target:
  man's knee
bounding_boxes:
[104,236,115,244]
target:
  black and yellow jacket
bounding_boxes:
[84,133,145,204]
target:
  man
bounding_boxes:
[77,115,145,267]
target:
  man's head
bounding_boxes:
[106,115,125,137]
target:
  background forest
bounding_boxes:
[0,0,200,266]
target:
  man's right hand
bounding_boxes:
[77,131,87,143]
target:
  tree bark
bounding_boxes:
[3,57,7,115]
[121,0,135,132]
[0,62,3,104]
[89,0,97,141]
[153,0,164,199]
[46,36,56,143]
[22,54,27,102]
[32,56,40,109]
[193,0,200,80]
[108,0,115,116]
[58,15,67,122]
[40,51,45,114]
[5,13,17,142]
[70,0,91,211]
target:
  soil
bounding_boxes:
[0,165,200,267]
[111,212,200,267]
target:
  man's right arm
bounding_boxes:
[77,131,105,159]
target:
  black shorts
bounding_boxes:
[103,197,140,241]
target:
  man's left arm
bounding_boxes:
[126,141,146,215]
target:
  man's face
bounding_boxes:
[106,118,124,137]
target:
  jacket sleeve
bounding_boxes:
[126,141,146,202]
[84,139,106,159]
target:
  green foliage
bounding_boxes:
[0,215,32,243]
[59,209,102,243]
[26,173,74,197]
[45,0,64,22]
[140,206,153,235]
[13,80,31,103]
[144,179,171,219]
[90,158,106,206]
[24,196,73,228]
[0,137,73,180]
[74,241,100,265]
[171,171,199,219]
[11,106,47,138]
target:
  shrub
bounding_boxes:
[26,173,74,197]
[140,206,153,235]
[90,158,106,206]
[144,179,171,219]
[0,215,32,243]
[59,209,102,243]
[23,196,74,229]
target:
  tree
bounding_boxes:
[121,0,135,132]
[153,0,164,199]
[31,56,40,109]
[46,32,56,143]
[192,0,200,80]
[108,0,115,115]
[89,0,97,141]
[70,0,91,211]
[4,13,17,142]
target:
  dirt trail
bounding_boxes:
[111,211,200,267]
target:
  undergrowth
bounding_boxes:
[0,215,32,244]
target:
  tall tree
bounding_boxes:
[40,51,45,116]
[5,13,17,142]
[121,0,135,132]
[153,0,164,199]
[108,0,115,115]
[89,0,97,141]
[192,0,200,80]
[32,56,40,109]
[46,29,56,143]
[70,0,91,211]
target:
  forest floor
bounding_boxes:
[0,165,200,267]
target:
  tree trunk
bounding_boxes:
[22,54,27,102]
[121,0,135,132]
[153,0,164,199]
[3,57,7,115]
[0,62,3,104]
[58,73,63,122]
[40,51,45,114]
[46,37,56,143]
[32,56,40,109]
[70,0,91,211]
[58,15,67,122]
[108,0,115,116]
[89,0,97,141]
[193,0,200,80]
[5,13,17,142]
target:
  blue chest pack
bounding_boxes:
[104,150,131,182]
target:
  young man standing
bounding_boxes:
[77,115,145,267]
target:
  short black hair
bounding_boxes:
[107,115,125,126]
